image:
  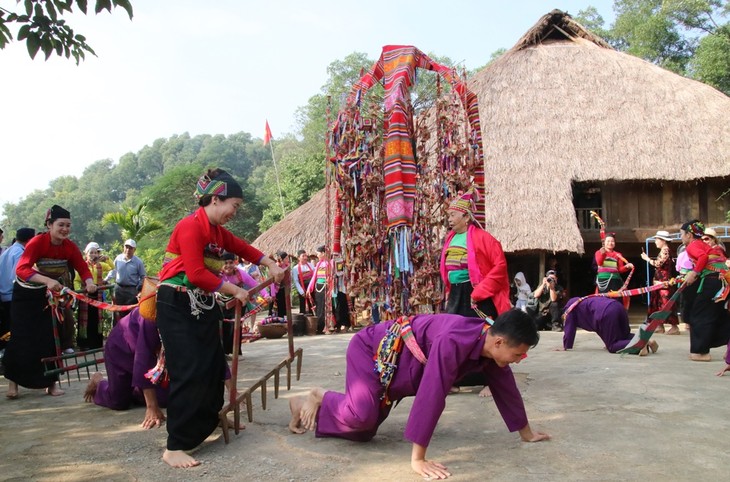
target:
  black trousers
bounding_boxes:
[0,300,11,351]
[114,285,139,324]
[156,285,226,451]
[685,276,730,354]
[334,292,351,328]
[269,285,288,317]
[314,284,327,332]
[77,292,104,350]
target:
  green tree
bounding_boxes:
[690,25,730,92]
[257,151,326,232]
[575,5,616,41]
[578,1,730,93]
[0,0,133,64]
[611,0,695,73]
[296,52,375,156]
[101,199,163,242]
[142,164,201,234]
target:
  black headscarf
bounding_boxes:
[46,205,71,223]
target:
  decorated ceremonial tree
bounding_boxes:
[326,45,486,321]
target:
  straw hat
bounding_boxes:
[703,227,718,239]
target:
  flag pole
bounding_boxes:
[268,139,286,218]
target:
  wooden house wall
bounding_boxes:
[600,178,728,231]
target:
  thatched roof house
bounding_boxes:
[256,9,730,259]
[472,9,730,254]
[252,188,330,257]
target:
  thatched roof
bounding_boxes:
[471,9,730,254]
[252,188,331,257]
[257,10,730,255]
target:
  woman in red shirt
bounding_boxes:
[679,220,730,361]
[4,205,96,399]
[156,168,284,468]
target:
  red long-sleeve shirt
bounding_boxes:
[16,232,92,283]
[158,207,265,292]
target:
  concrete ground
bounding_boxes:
[1,322,729,481]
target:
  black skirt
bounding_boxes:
[3,282,59,388]
[445,281,497,319]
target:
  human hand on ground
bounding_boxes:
[141,407,166,429]
[411,459,451,480]
[716,364,730,377]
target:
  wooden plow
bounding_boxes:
[42,284,112,385]
[218,269,303,443]
[42,347,105,385]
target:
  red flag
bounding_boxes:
[264,120,272,145]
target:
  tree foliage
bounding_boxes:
[1,131,272,251]
[257,148,327,232]
[577,0,730,93]
[101,199,163,242]
[0,0,133,64]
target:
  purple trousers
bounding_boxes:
[316,331,391,441]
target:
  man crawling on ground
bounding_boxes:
[289,309,550,480]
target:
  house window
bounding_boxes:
[573,183,602,230]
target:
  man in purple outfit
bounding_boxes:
[556,297,658,355]
[84,307,168,429]
[288,309,550,480]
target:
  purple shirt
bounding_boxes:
[110,307,161,391]
[366,314,527,447]
[563,297,632,352]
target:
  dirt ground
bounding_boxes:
[2,323,730,481]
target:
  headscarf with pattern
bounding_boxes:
[681,219,705,239]
[449,188,482,228]
[194,169,243,200]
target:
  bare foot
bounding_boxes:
[689,353,712,362]
[478,386,492,398]
[6,381,18,400]
[162,449,200,468]
[84,372,104,402]
[288,396,307,434]
[448,386,460,394]
[218,415,245,431]
[648,340,658,354]
[46,382,65,396]
[299,387,325,431]
[666,325,680,335]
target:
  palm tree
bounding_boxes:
[102,199,164,242]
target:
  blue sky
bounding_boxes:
[0,0,616,214]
